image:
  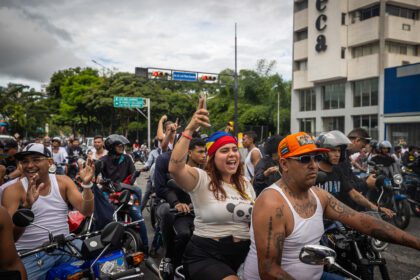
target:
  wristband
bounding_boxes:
[181,132,192,140]
[81,182,93,189]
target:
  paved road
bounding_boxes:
[135,167,420,279]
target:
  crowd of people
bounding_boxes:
[1,99,420,280]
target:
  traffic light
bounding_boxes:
[198,73,218,84]
[148,69,172,80]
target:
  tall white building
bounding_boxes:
[291,0,420,144]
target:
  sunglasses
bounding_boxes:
[287,154,323,164]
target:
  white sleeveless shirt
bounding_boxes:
[16,174,70,251]
[243,184,324,280]
[244,147,262,181]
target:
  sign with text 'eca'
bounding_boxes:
[113,96,145,108]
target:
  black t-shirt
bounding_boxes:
[67,146,84,157]
[317,168,353,205]
[100,154,135,183]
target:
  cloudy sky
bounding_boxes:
[0,0,293,90]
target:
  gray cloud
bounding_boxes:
[0,0,293,86]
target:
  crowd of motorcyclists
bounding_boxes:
[1,100,420,280]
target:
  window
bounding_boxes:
[299,118,316,134]
[295,60,307,71]
[341,48,346,59]
[386,5,417,20]
[352,43,379,58]
[299,89,316,111]
[360,5,380,21]
[295,29,308,42]
[402,24,411,31]
[342,13,346,25]
[323,117,345,132]
[387,42,417,56]
[295,0,308,12]
[322,83,345,110]
[353,115,378,139]
[353,78,378,107]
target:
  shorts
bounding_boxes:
[183,235,250,280]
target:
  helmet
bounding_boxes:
[379,140,392,150]
[315,130,351,149]
[1,137,18,151]
[369,140,378,150]
[104,134,130,153]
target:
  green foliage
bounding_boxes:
[2,59,291,142]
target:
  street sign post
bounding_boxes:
[113,96,151,148]
[172,71,197,82]
[113,97,145,108]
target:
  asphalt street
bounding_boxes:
[134,166,420,280]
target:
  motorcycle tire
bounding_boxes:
[122,227,143,255]
[379,264,391,280]
[358,264,374,280]
[393,200,411,230]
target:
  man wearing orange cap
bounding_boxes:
[243,132,420,280]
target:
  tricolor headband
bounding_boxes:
[206,131,237,157]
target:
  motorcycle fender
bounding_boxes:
[394,193,407,201]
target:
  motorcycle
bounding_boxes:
[369,161,411,229]
[13,202,159,280]
[401,165,420,217]
[321,216,390,280]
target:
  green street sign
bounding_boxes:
[113,96,145,108]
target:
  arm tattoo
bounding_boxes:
[266,217,273,258]
[276,206,284,219]
[169,154,188,165]
[275,232,285,266]
[327,194,356,219]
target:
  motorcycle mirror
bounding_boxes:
[100,221,124,248]
[315,171,327,185]
[12,208,35,227]
[118,190,131,204]
[375,175,385,188]
[299,244,336,266]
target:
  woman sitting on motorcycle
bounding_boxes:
[169,98,256,280]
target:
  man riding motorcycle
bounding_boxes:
[99,134,149,254]
[316,131,394,217]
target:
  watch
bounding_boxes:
[4,174,10,181]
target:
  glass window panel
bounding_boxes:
[354,82,361,107]
[371,79,378,105]
[311,90,316,110]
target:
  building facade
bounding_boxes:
[291,0,420,144]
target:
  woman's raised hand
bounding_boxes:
[185,97,211,132]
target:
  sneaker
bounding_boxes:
[158,258,174,280]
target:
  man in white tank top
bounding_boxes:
[1,143,95,279]
[244,132,420,280]
[243,131,262,181]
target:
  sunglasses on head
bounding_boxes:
[287,154,323,164]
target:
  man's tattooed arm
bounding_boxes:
[253,192,296,280]
[323,190,420,251]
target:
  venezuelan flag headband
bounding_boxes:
[206,131,238,157]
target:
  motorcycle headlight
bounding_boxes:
[393,174,403,185]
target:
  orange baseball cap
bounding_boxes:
[278,132,329,159]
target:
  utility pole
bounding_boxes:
[234,23,238,137]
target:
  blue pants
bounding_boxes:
[21,240,81,280]
[321,271,347,280]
